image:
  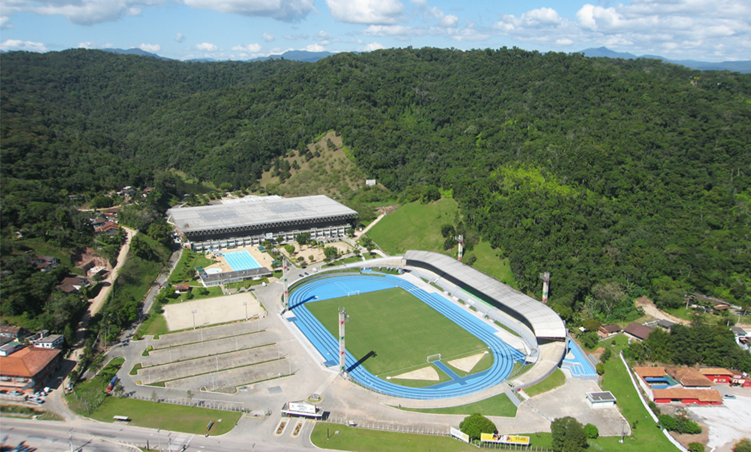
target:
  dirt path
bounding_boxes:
[635,297,690,325]
[355,213,386,238]
[87,226,137,316]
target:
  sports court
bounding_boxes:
[162,292,264,331]
[287,273,525,399]
[222,250,263,271]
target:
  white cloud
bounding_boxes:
[0,16,11,29]
[363,42,384,51]
[304,43,326,52]
[5,0,154,26]
[325,0,404,24]
[0,39,48,52]
[283,33,309,40]
[362,25,415,37]
[196,42,217,52]
[315,30,331,40]
[232,43,262,52]
[262,33,275,42]
[175,33,186,43]
[139,43,161,53]
[438,14,458,28]
[556,38,573,46]
[183,0,315,22]
[78,41,97,49]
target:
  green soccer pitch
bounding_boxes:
[305,287,491,380]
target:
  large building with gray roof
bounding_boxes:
[167,195,358,251]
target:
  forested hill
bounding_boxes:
[2,47,750,313]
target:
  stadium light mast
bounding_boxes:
[283,257,289,311]
[540,272,550,303]
[455,235,464,260]
[339,307,349,377]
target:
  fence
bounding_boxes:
[119,393,245,412]
[479,444,553,451]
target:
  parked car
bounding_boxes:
[723,394,737,400]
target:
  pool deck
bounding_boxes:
[203,245,276,274]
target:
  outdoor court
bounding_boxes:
[163,292,264,331]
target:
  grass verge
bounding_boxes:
[524,369,565,397]
[398,393,517,417]
[89,397,240,435]
[311,424,478,452]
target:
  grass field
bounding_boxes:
[523,369,566,397]
[398,393,517,417]
[306,288,489,378]
[311,424,479,452]
[169,249,216,284]
[366,199,517,288]
[89,397,240,435]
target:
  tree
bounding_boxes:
[459,413,496,441]
[295,233,310,246]
[284,244,295,254]
[463,254,477,266]
[578,332,599,350]
[583,318,601,332]
[422,185,441,203]
[584,423,599,439]
[308,255,314,262]
[600,347,612,363]
[323,246,339,262]
[551,417,587,452]
[441,224,455,238]
[596,363,605,375]
[734,439,751,452]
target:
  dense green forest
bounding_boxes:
[2,47,750,322]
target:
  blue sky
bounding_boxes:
[1,0,750,61]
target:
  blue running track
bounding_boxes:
[223,250,262,271]
[288,274,525,400]
[562,338,598,378]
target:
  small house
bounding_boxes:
[598,324,622,338]
[174,284,191,294]
[33,334,64,350]
[653,388,722,405]
[624,322,653,341]
[34,256,59,272]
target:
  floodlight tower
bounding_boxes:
[455,235,464,260]
[540,272,550,303]
[283,257,289,311]
[339,307,349,376]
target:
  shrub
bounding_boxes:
[596,363,605,375]
[734,439,751,452]
[688,443,704,452]
[459,413,496,441]
[579,332,599,350]
[600,348,612,363]
[658,414,677,431]
[675,416,702,434]
[584,423,599,439]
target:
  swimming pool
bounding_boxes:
[223,250,262,271]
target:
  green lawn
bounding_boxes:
[136,307,169,337]
[597,335,679,452]
[89,397,240,435]
[366,199,516,288]
[311,424,479,452]
[67,358,124,415]
[306,287,489,378]
[524,369,566,397]
[224,278,269,289]
[367,199,459,255]
[169,249,216,284]
[398,393,517,417]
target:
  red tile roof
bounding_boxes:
[700,368,735,377]
[0,347,61,378]
[653,388,722,403]
[668,367,715,387]
[634,367,666,378]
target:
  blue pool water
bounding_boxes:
[223,250,262,271]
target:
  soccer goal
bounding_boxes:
[427,353,442,363]
[347,291,360,297]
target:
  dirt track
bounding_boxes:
[87,225,137,316]
[635,297,690,325]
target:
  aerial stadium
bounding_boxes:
[284,250,568,400]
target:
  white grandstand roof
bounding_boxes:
[404,250,567,339]
[167,195,358,236]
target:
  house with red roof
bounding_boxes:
[0,346,62,393]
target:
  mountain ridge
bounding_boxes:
[578,46,751,73]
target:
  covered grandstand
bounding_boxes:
[404,250,567,341]
[167,195,358,251]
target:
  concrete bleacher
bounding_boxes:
[561,338,599,380]
[287,274,525,400]
[164,359,289,391]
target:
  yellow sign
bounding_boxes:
[480,433,531,445]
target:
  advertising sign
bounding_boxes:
[480,433,530,445]
[289,402,316,414]
[450,427,470,443]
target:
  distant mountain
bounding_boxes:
[246,50,337,63]
[103,48,171,60]
[578,46,751,73]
